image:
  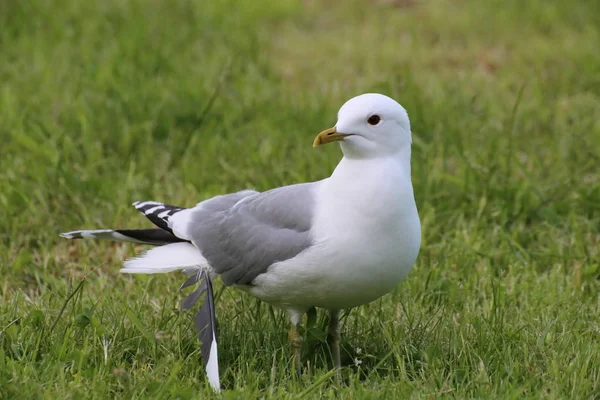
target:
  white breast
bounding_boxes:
[250,156,421,310]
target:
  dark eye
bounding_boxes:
[367,114,381,126]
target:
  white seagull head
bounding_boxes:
[313,93,412,159]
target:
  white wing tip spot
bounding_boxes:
[133,200,164,209]
[144,205,165,215]
[157,210,171,219]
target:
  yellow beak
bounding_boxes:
[312,127,352,147]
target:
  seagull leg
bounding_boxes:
[327,309,342,383]
[289,324,303,376]
[288,310,304,377]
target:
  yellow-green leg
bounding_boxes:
[288,310,304,376]
[327,309,342,383]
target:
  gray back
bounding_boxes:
[188,183,318,285]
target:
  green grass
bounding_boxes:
[1,0,599,398]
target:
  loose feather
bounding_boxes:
[192,270,220,392]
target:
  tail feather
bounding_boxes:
[121,242,206,274]
[59,228,184,245]
[60,204,220,391]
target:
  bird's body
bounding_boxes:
[60,93,421,391]
[247,155,420,311]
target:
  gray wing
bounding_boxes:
[187,182,318,285]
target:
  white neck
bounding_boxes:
[335,144,412,182]
[316,144,418,246]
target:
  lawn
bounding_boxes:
[1,0,599,398]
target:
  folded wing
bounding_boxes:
[171,183,319,285]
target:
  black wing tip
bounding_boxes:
[115,228,187,244]
[132,200,186,234]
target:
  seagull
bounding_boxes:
[60,93,421,390]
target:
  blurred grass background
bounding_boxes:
[1,0,599,398]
